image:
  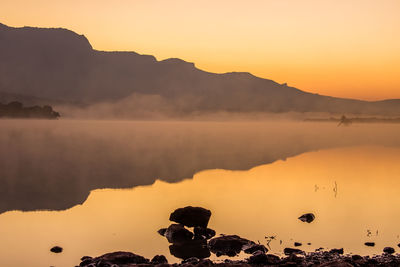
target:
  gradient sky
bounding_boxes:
[2,0,400,100]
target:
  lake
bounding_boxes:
[0,120,400,266]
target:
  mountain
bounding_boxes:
[1,22,400,116]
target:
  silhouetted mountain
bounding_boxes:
[1,22,400,116]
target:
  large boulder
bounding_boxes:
[165,224,194,244]
[170,206,211,228]
[208,235,252,257]
[79,251,149,266]
[169,240,211,260]
[247,251,280,265]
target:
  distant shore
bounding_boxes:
[305,116,400,124]
[0,101,60,119]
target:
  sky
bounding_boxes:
[1,0,400,100]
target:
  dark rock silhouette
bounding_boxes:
[2,23,400,116]
[208,235,253,257]
[165,224,194,244]
[283,248,304,255]
[159,207,215,260]
[242,243,268,254]
[50,246,63,253]
[247,251,280,265]
[170,206,212,228]
[298,213,315,223]
[0,101,60,119]
[329,248,344,254]
[169,240,211,260]
[383,247,395,254]
[364,242,375,247]
[294,242,302,247]
[78,250,400,266]
[151,255,168,264]
[80,251,149,266]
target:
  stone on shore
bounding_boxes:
[208,235,252,257]
[170,206,212,228]
[383,247,395,254]
[169,240,211,260]
[86,251,149,266]
[283,248,304,255]
[242,243,268,254]
[151,255,168,264]
[165,224,194,244]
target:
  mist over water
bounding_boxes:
[2,119,400,267]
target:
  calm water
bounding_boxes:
[1,120,400,266]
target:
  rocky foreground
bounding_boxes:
[75,206,400,267]
[76,250,400,267]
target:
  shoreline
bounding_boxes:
[76,249,400,267]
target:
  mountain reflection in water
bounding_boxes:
[0,145,400,266]
[1,120,400,214]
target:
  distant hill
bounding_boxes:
[1,22,400,116]
[0,101,60,119]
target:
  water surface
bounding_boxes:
[1,120,400,266]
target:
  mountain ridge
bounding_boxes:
[1,22,399,116]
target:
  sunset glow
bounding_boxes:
[2,0,399,100]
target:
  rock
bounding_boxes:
[383,247,395,254]
[298,213,315,223]
[319,260,354,267]
[158,228,167,237]
[294,242,302,247]
[247,251,280,265]
[50,246,63,253]
[170,206,212,228]
[151,255,168,264]
[208,235,252,257]
[197,259,213,266]
[351,255,363,261]
[90,251,149,265]
[165,224,194,244]
[364,242,375,247]
[329,248,344,254]
[169,240,210,260]
[194,227,216,240]
[283,248,304,255]
[242,243,268,254]
[182,257,200,264]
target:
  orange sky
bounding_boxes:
[1,0,400,100]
